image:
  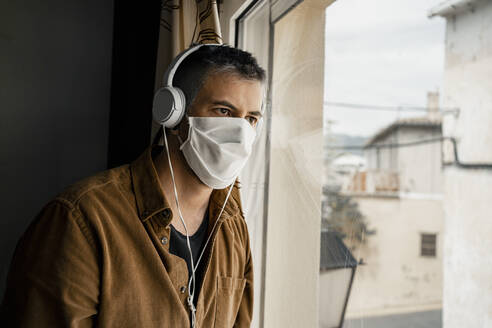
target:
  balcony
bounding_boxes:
[345,170,400,194]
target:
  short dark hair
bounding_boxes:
[172,43,266,112]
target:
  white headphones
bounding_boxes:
[152,44,221,128]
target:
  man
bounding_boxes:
[1,43,266,327]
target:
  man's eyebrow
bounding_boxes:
[248,110,263,118]
[211,100,263,117]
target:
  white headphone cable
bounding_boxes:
[163,126,235,328]
[186,182,233,328]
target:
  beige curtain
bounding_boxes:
[151,0,223,142]
[155,0,223,90]
[162,0,223,55]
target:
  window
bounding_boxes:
[421,233,437,257]
[235,1,327,327]
[323,1,446,326]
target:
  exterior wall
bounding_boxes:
[397,127,443,194]
[366,149,377,170]
[363,126,443,195]
[365,133,398,171]
[344,196,444,318]
[443,169,492,327]
[380,133,398,171]
[338,125,445,318]
[319,268,354,328]
[438,1,492,326]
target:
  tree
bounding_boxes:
[321,184,375,251]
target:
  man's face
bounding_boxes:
[186,72,264,128]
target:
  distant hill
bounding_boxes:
[324,133,368,156]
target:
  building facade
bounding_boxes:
[429,0,492,326]
[334,98,445,318]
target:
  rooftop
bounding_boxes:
[365,115,442,147]
[320,230,358,271]
[428,0,482,18]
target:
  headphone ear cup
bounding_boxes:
[165,87,186,128]
[153,87,174,125]
[152,86,186,128]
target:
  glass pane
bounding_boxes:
[264,1,326,327]
[322,1,446,327]
[237,1,270,327]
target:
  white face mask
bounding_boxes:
[178,116,257,189]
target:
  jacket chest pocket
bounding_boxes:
[214,276,246,327]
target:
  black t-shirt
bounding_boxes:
[169,212,209,308]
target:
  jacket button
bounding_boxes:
[161,236,168,245]
[162,208,171,219]
[180,286,187,293]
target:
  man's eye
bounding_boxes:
[246,116,258,126]
[216,108,231,116]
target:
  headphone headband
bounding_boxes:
[162,43,221,87]
[153,43,222,129]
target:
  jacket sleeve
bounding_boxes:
[1,199,100,327]
[233,219,254,328]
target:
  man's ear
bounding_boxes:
[168,126,180,136]
[171,113,190,140]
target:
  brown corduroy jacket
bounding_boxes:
[1,145,253,327]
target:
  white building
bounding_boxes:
[330,153,367,191]
[429,1,492,326]
[347,93,443,197]
[333,153,366,174]
[335,95,445,318]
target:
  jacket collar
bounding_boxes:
[130,145,171,222]
[130,145,241,224]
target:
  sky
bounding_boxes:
[324,0,446,137]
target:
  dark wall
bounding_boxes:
[0,0,162,297]
[0,0,114,294]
